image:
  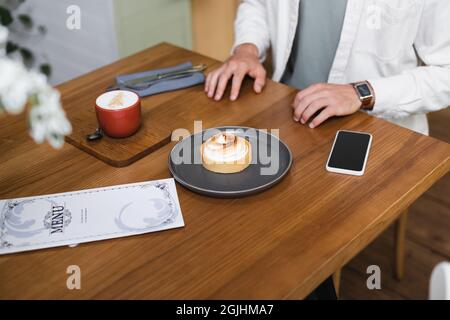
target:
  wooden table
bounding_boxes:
[0,43,449,299]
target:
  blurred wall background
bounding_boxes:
[15,0,118,85]
[11,0,238,85]
[114,0,192,58]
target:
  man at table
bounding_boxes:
[205,0,450,135]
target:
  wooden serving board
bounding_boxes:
[60,43,294,167]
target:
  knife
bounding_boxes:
[122,64,207,88]
[126,72,199,91]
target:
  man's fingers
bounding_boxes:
[230,72,245,101]
[250,68,266,93]
[301,98,329,123]
[309,107,334,128]
[293,91,326,123]
[205,73,212,93]
[207,63,266,100]
[215,71,233,101]
[293,96,314,122]
[207,69,222,98]
[253,77,266,93]
[292,83,326,107]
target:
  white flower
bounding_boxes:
[0,58,32,114]
[30,72,49,92]
[0,53,72,149]
[1,75,34,114]
[29,87,72,149]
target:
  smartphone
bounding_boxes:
[326,130,372,176]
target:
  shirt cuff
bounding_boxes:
[368,74,414,118]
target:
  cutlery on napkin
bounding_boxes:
[112,61,207,97]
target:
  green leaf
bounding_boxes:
[0,6,14,26]
[6,41,19,54]
[3,0,26,11]
[38,25,47,34]
[40,63,52,77]
[28,93,39,106]
[19,47,34,66]
[18,14,33,29]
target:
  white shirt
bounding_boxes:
[233,0,450,135]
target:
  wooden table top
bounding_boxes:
[0,43,449,299]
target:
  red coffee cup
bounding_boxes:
[95,90,141,138]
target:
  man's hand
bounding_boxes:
[291,83,362,128]
[205,43,267,101]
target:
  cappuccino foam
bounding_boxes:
[96,90,139,110]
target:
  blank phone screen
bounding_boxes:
[328,131,371,172]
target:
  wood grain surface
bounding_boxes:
[340,108,450,300]
[0,44,449,299]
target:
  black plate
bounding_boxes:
[168,126,292,198]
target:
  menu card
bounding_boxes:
[0,179,184,255]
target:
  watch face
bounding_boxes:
[356,84,371,98]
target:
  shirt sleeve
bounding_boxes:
[232,0,271,62]
[368,0,450,119]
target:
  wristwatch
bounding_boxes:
[352,81,375,111]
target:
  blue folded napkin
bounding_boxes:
[116,61,205,98]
